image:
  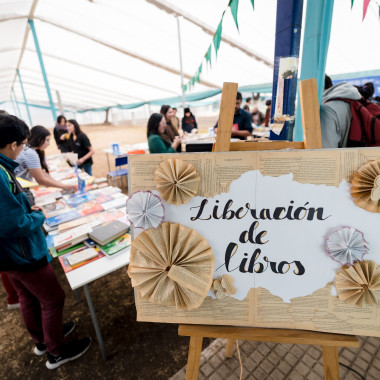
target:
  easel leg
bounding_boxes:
[225,339,235,358]
[185,336,203,380]
[322,346,339,380]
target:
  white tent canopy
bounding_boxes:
[0,0,379,125]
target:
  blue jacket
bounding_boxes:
[0,153,51,272]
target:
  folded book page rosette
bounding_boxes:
[335,260,380,307]
[128,222,214,310]
[326,227,368,265]
[212,274,237,300]
[126,191,164,229]
[351,159,380,213]
[154,158,200,205]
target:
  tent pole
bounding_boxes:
[270,0,304,141]
[11,88,22,119]
[28,19,57,122]
[16,69,33,127]
[176,16,186,108]
[56,90,64,115]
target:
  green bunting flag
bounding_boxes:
[351,0,354,9]
[229,0,240,31]
[183,0,256,93]
[213,12,225,56]
[205,45,212,67]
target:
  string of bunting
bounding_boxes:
[182,0,255,93]
[183,0,379,93]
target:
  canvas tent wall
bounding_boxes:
[0,0,379,127]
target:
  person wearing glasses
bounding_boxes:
[14,125,76,205]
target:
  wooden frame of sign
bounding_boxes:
[177,81,359,380]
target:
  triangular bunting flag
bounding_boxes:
[229,0,240,31]
[213,12,225,56]
[250,0,255,11]
[363,0,371,20]
[205,45,212,67]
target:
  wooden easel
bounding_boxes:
[179,80,360,380]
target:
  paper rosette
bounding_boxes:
[126,191,164,229]
[212,274,237,300]
[128,222,214,310]
[351,159,380,213]
[335,260,380,307]
[326,227,368,265]
[154,158,200,205]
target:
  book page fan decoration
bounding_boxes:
[351,158,380,213]
[335,260,380,307]
[326,227,368,265]
[154,158,200,205]
[126,191,164,229]
[212,275,237,300]
[128,222,214,310]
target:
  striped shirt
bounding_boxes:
[14,147,41,182]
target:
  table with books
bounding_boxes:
[33,155,132,360]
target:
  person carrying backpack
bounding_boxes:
[320,75,380,148]
[320,75,361,148]
[0,114,91,369]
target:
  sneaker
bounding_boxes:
[33,320,77,356]
[34,343,47,356]
[7,303,20,310]
[46,337,92,370]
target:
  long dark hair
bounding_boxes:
[147,113,171,144]
[28,125,50,172]
[160,105,171,118]
[68,119,83,137]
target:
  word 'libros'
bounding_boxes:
[190,199,331,276]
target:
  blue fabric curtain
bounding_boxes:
[294,0,334,141]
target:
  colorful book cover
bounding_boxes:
[94,194,113,204]
[46,210,81,227]
[49,243,86,258]
[97,233,131,256]
[58,248,105,273]
[66,193,95,206]
[43,200,70,218]
[76,200,104,216]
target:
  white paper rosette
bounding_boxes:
[126,191,165,229]
[326,227,368,265]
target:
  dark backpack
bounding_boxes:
[326,97,380,147]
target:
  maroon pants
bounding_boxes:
[7,264,65,354]
[1,272,19,305]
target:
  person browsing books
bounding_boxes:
[182,107,198,134]
[15,125,76,205]
[0,113,91,369]
[147,113,182,154]
[66,120,94,175]
[214,91,253,140]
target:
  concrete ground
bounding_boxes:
[170,335,380,380]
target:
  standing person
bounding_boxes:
[244,97,253,111]
[0,114,91,369]
[251,106,264,127]
[66,119,94,175]
[53,115,71,153]
[320,75,361,148]
[172,107,180,132]
[147,113,181,154]
[182,107,198,134]
[15,125,76,205]
[263,99,271,127]
[214,92,253,140]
